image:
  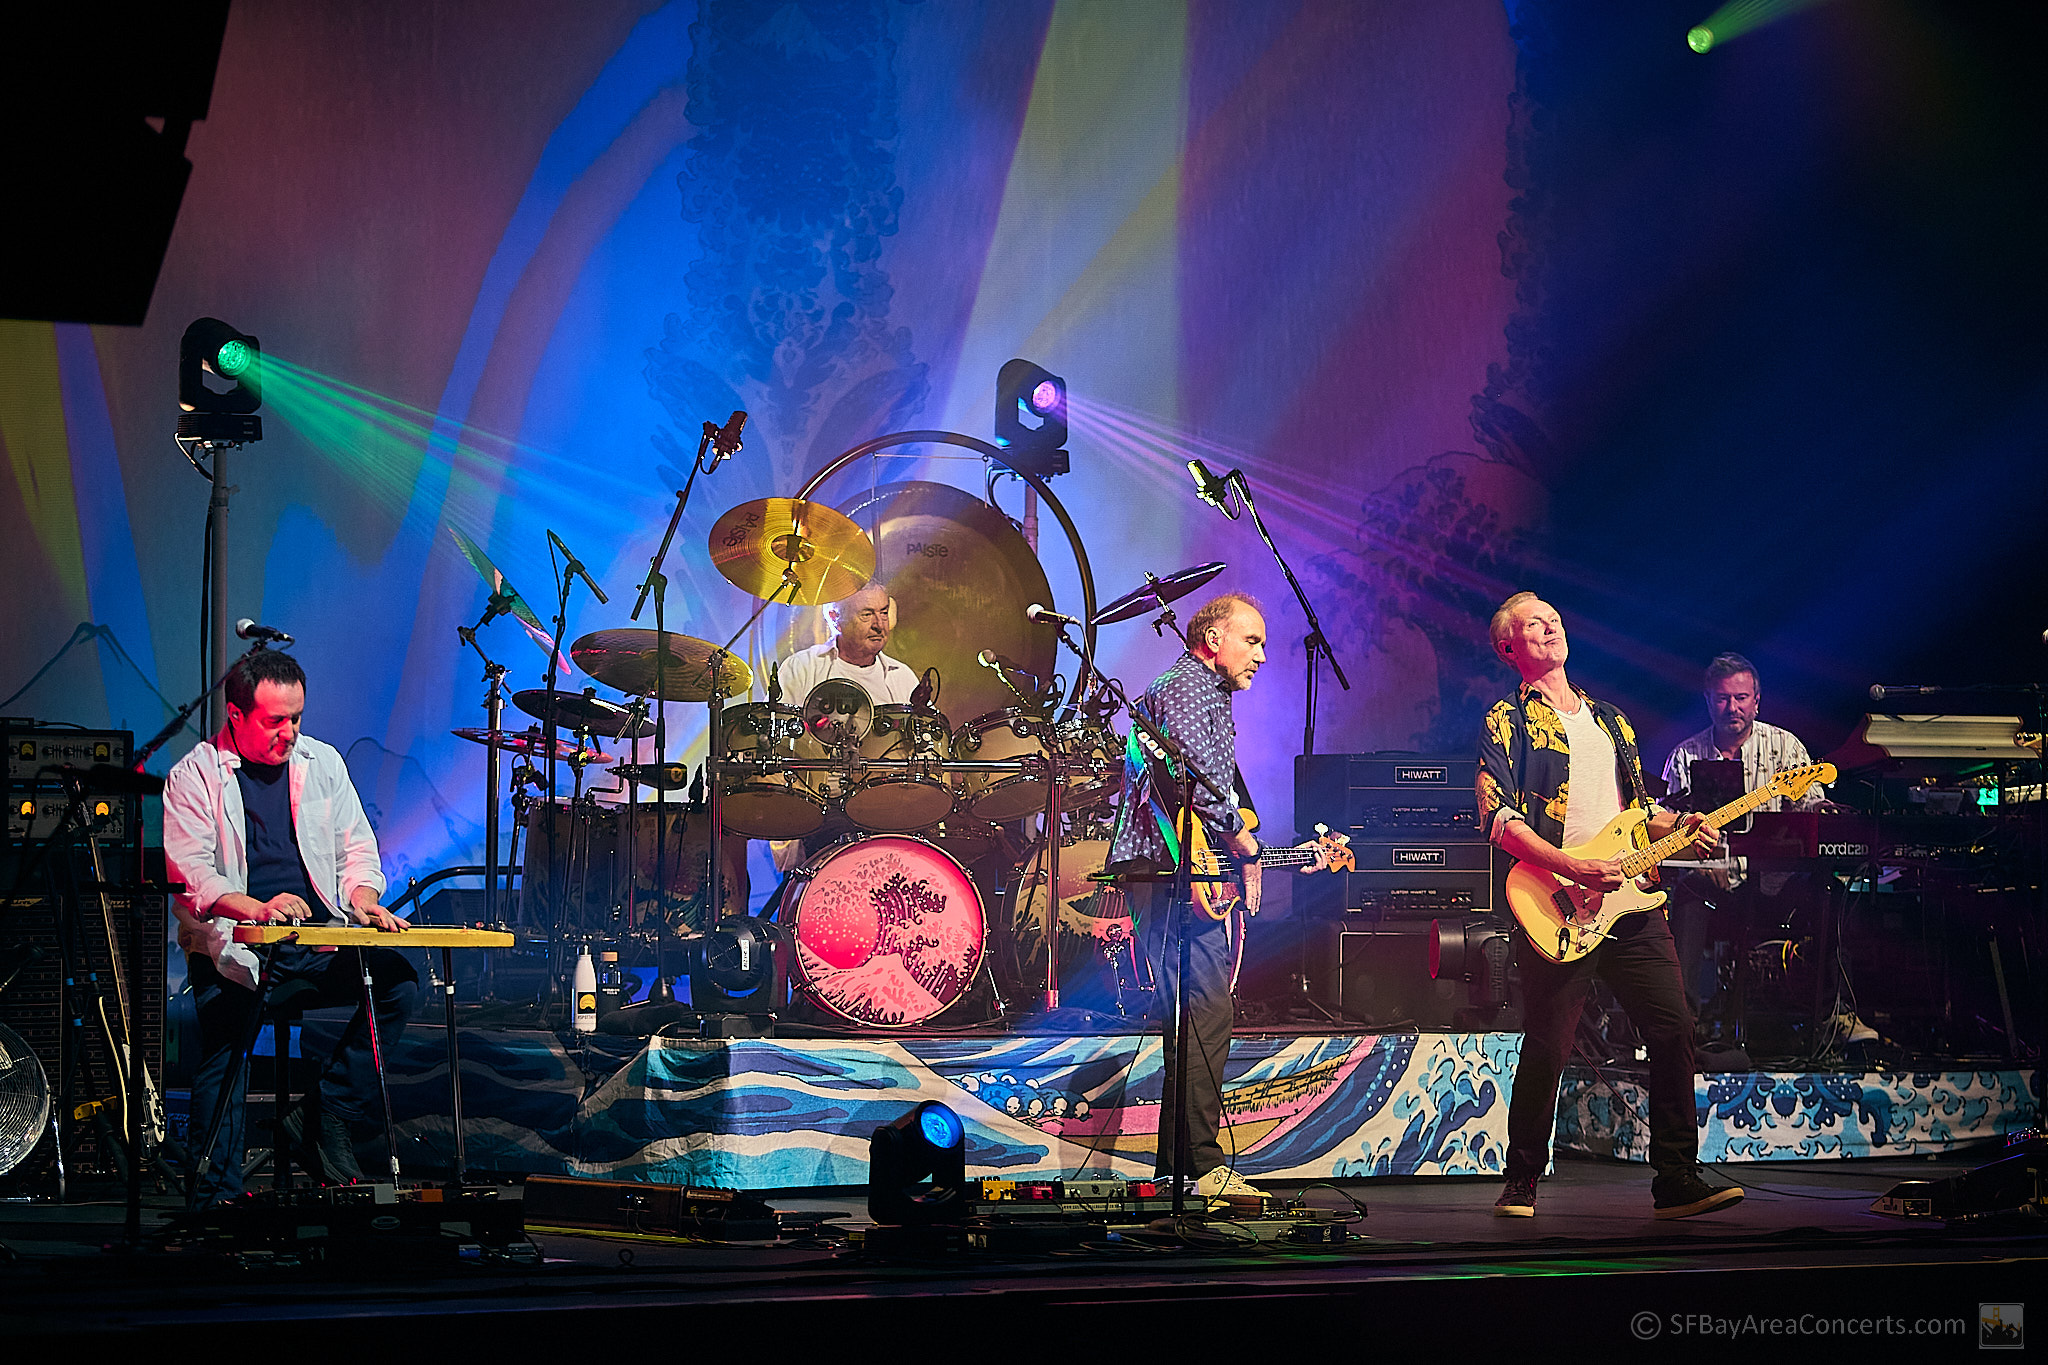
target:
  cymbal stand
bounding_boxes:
[456,617,511,925]
[1038,615,1232,1217]
[542,550,600,1005]
[620,696,650,932]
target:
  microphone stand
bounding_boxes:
[1038,616,1232,1218]
[457,612,511,926]
[630,419,724,990]
[1222,471,1349,756]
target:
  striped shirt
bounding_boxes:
[1661,721,1826,813]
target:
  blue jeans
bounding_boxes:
[1130,874,1237,1180]
[186,944,419,1205]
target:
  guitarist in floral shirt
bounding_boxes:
[1476,592,1740,1220]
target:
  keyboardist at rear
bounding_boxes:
[162,649,418,1203]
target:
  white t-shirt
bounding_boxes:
[775,641,919,709]
[1558,698,1622,849]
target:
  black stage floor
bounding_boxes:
[3,1154,2039,1353]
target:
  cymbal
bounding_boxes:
[570,628,754,700]
[448,527,568,668]
[512,688,653,739]
[709,498,875,606]
[1091,561,1227,626]
[451,726,607,764]
[779,481,1057,726]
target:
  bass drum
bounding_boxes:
[844,705,955,832]
[783,835,985,1028]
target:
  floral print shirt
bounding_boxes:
[1476,681,1653,855]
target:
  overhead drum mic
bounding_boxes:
[235,618,294,645]
[1025,603,1081,627]
[710,410,748,460]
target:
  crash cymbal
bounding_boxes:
[448,527,569,668]
[778,482,1057,727]
[512,687,653,739]
[451,726,607,764]
[1090,561,1227,627]
[709,498,875,606]
[569,628,754,700]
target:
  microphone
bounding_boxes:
[1025,603,1081,627]
[978,650,1036,706]
[909,666,935,712]
[1869,683,1943,702]
[235,619,294,645]
[548,529,610,605]
[708,410,748,460]
[1187,460,1239,519]
[767,660,782,706]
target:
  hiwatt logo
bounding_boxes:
[1395,766,1448,784]
[1392,848,1446,866]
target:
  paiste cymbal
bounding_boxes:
[511,688,654,739]
[447,526,569,668]
[709,497,875,606]
[569,628,754,701]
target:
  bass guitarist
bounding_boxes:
[1476,592,1742,1219]
[1106,592,1271,1207]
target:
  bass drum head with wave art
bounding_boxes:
[785,835,985,1028]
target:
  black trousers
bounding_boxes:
[1504,906,1698,1183]
[1128,873,1236,1180]
[186,944,420,1204]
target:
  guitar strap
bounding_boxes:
[1509,691,1655,822]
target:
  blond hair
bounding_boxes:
[1489,591,1540,650]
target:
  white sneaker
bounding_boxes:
[1197,1166,1268,1205]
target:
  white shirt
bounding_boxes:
[162,731,387,989]
[1558,698,1622,848]
[775,641,919,708]
[1662,720,1825,812]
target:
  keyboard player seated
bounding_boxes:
[1659,653,1828,1021]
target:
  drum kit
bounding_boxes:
[446,456,1233,1031]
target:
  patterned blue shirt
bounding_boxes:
[1108,651,1245,869]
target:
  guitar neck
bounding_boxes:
[1259,846,1324,870]
[1623,783,1782,875]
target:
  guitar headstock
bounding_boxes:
[1305,821,1354,874]
[1768,761,1837,802]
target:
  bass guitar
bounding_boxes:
[1133,727,1353,920]
[1505,761,1835,963]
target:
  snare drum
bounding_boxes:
[783,834,986,1028]
[844,705,955,832]
[716,703,823,840]
[953,708,1054,822]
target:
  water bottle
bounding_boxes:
[595,950,631,1021]
[571,945,598,1033]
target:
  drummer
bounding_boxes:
[767,581,919,872]
[776,582,919,706]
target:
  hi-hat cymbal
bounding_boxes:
[512,688,653,739]
[451,727,607,764]
[448,527,568,668]
[709,498,875,606]
[570,629,754,700]
[1091,561,1228,626]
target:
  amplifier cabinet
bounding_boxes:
[1295,753,1480,836]
[0,894,167,1184]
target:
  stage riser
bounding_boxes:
[1559,1067,2039,1163]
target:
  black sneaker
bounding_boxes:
[1493,1173,1538,1217]
[1653,1168,1745,1219]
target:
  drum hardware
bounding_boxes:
[456,617,514,926]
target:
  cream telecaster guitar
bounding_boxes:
[1505,761,1835,963]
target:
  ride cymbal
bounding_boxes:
[570,628,754,701]
[450,727,607,764]
[511,688,653,739]
[1090,561,1227,626]
[709,498,875,606]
